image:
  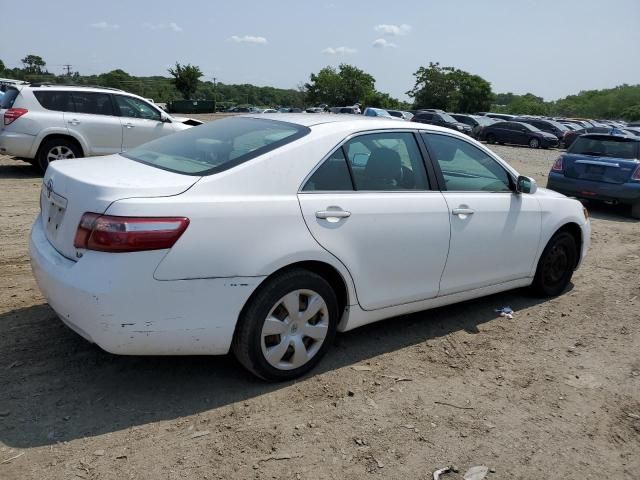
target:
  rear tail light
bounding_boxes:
[632,165,640,181]
[4,108,28,125]
[74,213,189,252]
[551,157,564,172]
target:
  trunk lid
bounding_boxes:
[562,153,639,184]
[40,154,200,260]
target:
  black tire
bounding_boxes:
[232,269,339,381]
[631,202,640,220]
[528,137,541,149]
[37,137,82,173]
[486,133,496,144]
[531,231,578,297]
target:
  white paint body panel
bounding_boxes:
[29,115,591,356]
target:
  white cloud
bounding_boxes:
[374,23,411,36]
[143,22,183,33]
[322,46,357,55]
[90,21,119,31]
[230,35,268,44]
[372,38,398,49]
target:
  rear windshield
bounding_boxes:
[122,117,310,175]
[569,136,638,159]
[0,88,19,109]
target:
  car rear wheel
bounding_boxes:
[37,138,82,172]
[232,269,338,381]
[531,231,577,297]
[528,137,541,149]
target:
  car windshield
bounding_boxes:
[122,117,310,175]
[476,117,496,126]
[548,120,569,131]
[568,136,637,159]
[438,113,458,123]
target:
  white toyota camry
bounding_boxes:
[30,114,590,381]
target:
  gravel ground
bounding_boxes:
[0,139,638,479]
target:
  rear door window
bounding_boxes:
[303,148,354,191]
[71,92,114,116]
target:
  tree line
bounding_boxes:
[2,54,639,120]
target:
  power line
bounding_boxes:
[62,64,73,76]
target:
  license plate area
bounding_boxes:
[43,190,68,238]
[586,165,605,176]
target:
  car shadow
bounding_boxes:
[0,288,555,448]
[581,200,638,223]
[0,161,42,179]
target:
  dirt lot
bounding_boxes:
[0,139,638,479]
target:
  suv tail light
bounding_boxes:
[4,108,28,126]
[632,165,640,181]
[74,213,189,252]
[551,157,564,172]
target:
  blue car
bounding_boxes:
[547,133,640,218]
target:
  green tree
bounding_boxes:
[621,105,640,121]
[407,62,494,113]
[305,64,376,106]
[20,54,46,74]
[506,93,549,115]
[167,62,203,100]
[0,59,5,75]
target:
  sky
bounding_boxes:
[1,0,639,102]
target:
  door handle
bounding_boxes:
[68,119,80,125]
[452,207,475,216]
[316,209,351,220]
[124,123,135,128]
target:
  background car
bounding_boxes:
[450,113,501,139]
[562,126,613,148]
[513,117,570,145]
[547,133,640,218]
[363,107,399,119]
[30,114,589,381]
[0,84,202,171]
[480,121,559,148]
[387,110,413,120]
[411,111,472,135]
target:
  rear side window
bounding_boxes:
[303,149,353,191]
[122,117,310,175]
[33,91,75,112]
[71,92,114,116]
[0,88,19,109]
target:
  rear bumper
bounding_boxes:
[0,131,36,158]
[547,172,640,205]
[29,217,264,355]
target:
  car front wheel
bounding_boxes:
[531,231,577,297]
[528,137,541,149]
[232,269,339,381]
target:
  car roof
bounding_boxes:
[24,84,126,95]
[580,133,639,141]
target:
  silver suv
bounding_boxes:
[0,84,202,171]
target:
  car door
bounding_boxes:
[298,131,451,311]
[66,92,123,155]
[422,132,541,296]
[113,95,175,150]
[493,122,514,143]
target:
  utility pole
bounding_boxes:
[213,77,217,113]
[63,64,73,76]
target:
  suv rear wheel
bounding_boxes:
[37,138,82,172]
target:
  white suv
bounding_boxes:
[0,84,202,171]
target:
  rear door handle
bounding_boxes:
[452,208,475,216]
[124,123,135,128]
[68,119,80,125]
[316,209,351,219]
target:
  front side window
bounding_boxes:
[71,92,114,116]
[122,117,309,175]
[115,95,161,120]
[423,133,512,192]
[344,132,429,190]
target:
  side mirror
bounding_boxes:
[160,113,172,123]
[516,175,537,194]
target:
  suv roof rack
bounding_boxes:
[27,83,124,92]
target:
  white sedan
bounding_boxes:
[30,114,590,381]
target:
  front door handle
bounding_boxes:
[68,119,80,125]
[316,209,351,220]
[124,123,135,128]
[452,207,475,216]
